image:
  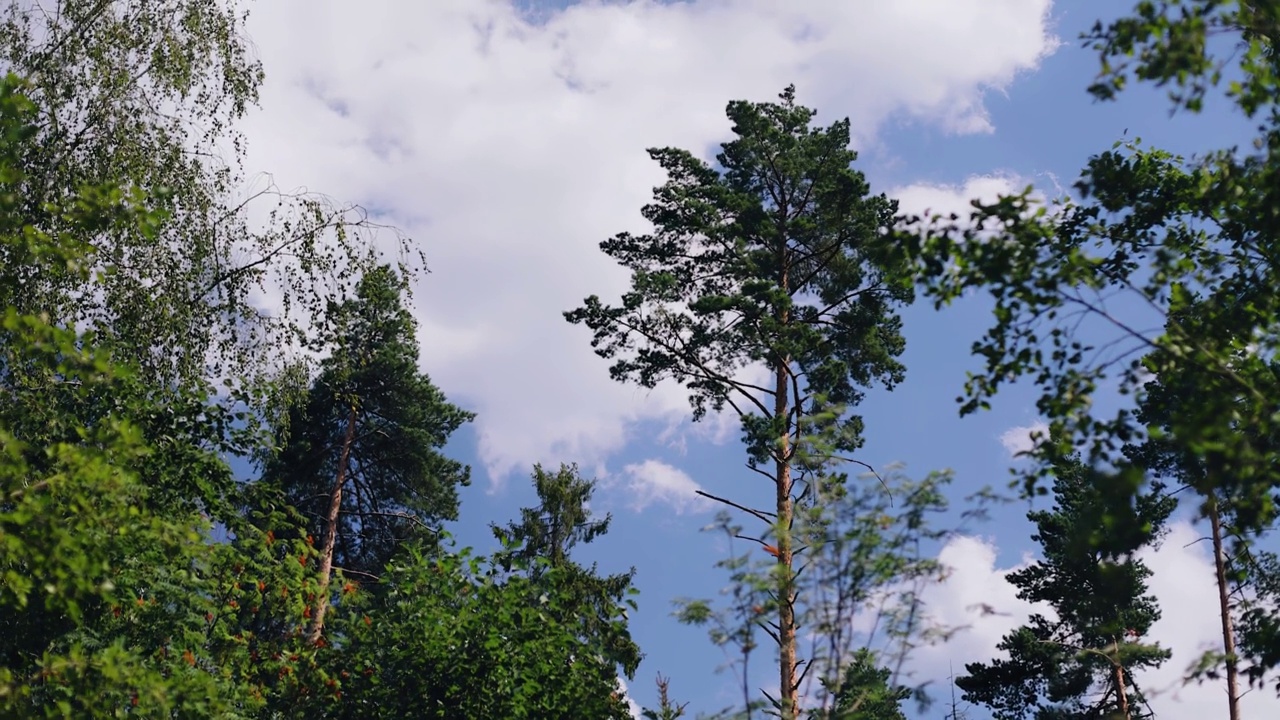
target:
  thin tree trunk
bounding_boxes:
[775,356,797,718]
[775,255,798,719]
[307,403,358,645]
[1209,494,1242,720]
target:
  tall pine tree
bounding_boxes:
[567,85,910,717]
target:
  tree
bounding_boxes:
[307,540,638,720]
[0,0,412,403]
[493,463,616,571]
[824,649,910,720]
[902,0,1280,530]
[1234,547,1280,691]
[957,456,1175,720]
[795,468,950,712]
[0,73,323,718]
[899,0,1280,689]
[1125,301,1280,717]
[491,463,642,677]
[567,85,912,718]
[263,264,473,642]
[675,466,951,719]
[642,674,690,720]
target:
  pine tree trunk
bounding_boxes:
[1209,495,1242,720]
[1113,663,1130,720]
[307,403,358,645]
[775,249,798,719]
[775,356,797,718]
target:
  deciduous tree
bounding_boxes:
[310,540,638,720]
[0,0,413,398]
[675,466,950,719]
[0,74,322,718]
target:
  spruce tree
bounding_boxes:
[492,463,642,680]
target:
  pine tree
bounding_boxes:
[567,85,911,717]
[957,456,1175,720]
[825,649,911,720]
[264,264,472,641]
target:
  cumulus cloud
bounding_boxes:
[617,459,713,515]
[909,523,1280,717]
[238,0,1058,487]
[999,420,1049,459]
[893,174,1031,222]
[907,536,1042,686]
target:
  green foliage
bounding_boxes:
[307,539,637,720]
[822,648,910,720]
[0,13,646,708]
[266,264,474,578]
[675,467,951,718]
[1123,301,1280,700]
[899,5,1280,696]
[494,462,616,569]
[796,468,951,708]
[902,0,1280,534]
[1234,549,1280,687]
[565,83,911,464]
[0,0,418,395]
[957,456,1174,720]
[0,71,323,718]
[0,0,660,710]
[1083,0,1279,115]
[492,463,642,678]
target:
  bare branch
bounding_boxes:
[699,490,776,524]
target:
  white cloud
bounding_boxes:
[892,174,1031,222]
[907,536,1043,688]
[998,420,1049,459]
[909,524,1280,717]
[1132,521,1280,716]
[617,459,713,515]
[617,677,643,718]
[237,0,1059,487]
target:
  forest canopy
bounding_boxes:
[4,1,1280,719]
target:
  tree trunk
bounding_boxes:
[1209,494,1242,720]
[1113,662,1130,720]
[775,246,798,719]
[775,356,797,718]
[307,403,358,645]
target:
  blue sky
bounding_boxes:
[235,0,1271,716]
